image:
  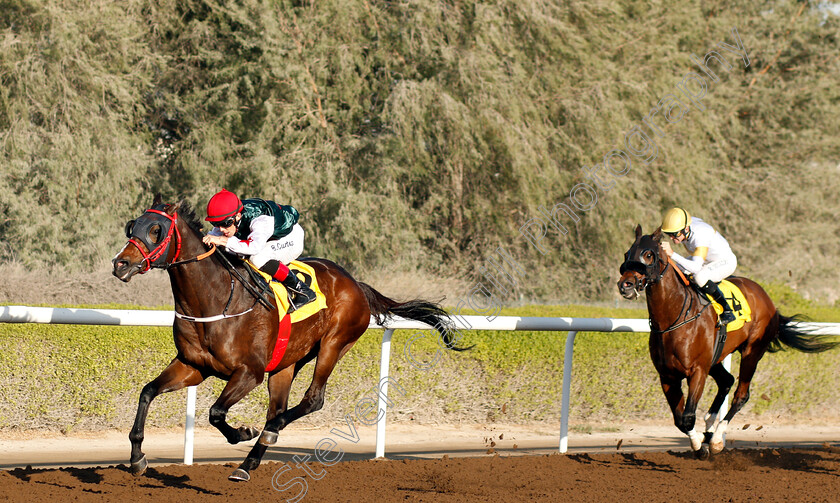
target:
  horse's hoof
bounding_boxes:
[259,430,278,446]
[703,431,714,444]
[710,440,725,454]
[130,454,148,476]
[229,468,251,482]
[694,445,710,460]
[241,426,260,441]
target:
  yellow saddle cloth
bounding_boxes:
[705,279,751,331]
[246,260,328,323]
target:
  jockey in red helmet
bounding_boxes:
[203,189,316,311]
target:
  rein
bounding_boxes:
[174,276,261,323]
[132,209,275,321]
[166,243,265,323]
[213,250,275,311]
[649,258,712,334]
[167,244,217,269]
[169,241,275,323]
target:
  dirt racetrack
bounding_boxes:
[1,447,839,502]
[1,423,839,502]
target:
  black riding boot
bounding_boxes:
[279,270,317,311]
[700,280,736,325]
[261,260,317,311]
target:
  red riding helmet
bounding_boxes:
[205,189,243,223]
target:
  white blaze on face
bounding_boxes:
[112,242,131,263]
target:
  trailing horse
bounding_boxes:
[618,225,838,458]
[112,195,467,481]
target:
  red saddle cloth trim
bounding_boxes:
[265,313,292,372]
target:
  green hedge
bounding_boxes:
[1,300,839,431]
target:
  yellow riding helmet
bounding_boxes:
[661,207,692,233]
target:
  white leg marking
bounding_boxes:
[704,412,717,433]
[710,420,729,454]
[688,428,704,451]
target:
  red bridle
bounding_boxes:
[127,209,182,273]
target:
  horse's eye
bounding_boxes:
[125,220,135,238]
[149,225,162,243]
[642,250,654,263]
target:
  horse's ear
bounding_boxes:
[651,226,662,241]
[153,193,163,206]
[166,200,181,216]
[634,224,643,239]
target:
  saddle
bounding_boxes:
[245,260,327,322]
[692,277,752,365]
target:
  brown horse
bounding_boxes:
[618,225,838,458]
[112,195,466,481]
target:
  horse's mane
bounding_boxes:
[176,200,205,236]
[174,199,251,272]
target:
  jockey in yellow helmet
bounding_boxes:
[660,207,737,325]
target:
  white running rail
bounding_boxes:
[4,305,839,462]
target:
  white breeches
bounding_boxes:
[694,255,737,286]
[249,224,305,269]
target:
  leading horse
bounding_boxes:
[112,195,467,481]
[618,225,838,458]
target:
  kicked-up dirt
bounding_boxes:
[1,446,839,502]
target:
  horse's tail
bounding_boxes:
[358,282,472,351]
[768,313,840,353]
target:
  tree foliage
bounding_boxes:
[1,0,838,301]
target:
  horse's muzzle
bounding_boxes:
[112,258,142,282]
[617,274,640,300]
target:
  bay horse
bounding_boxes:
[112,195,466,481]
[618,225,838,458]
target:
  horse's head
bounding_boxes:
[112,194,183,282]
[617,224,666,299]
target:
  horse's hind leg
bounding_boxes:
[130,358,203,476]
[209,367,264,444]
[721,348,763,423]
[705,362,735,453]
[231,363,299,482]
[259,340,351,445]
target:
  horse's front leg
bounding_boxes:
[130,358,204,476]
[209,366,264,444]
[660,377,687,430]
[683,370,710,459]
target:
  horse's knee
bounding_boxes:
[306,391,326,414]
[731,390,750,411]
[137,384,157,407]
[209,406,226,426]
[676,411,696,434]
[722,373,735,390]
[311,395,325,413]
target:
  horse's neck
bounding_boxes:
[168,231,232,315]
[646,265,693,326]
